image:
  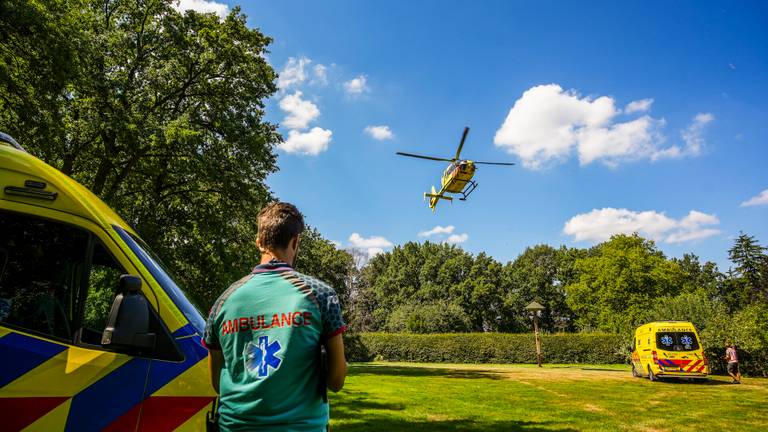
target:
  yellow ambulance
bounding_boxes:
[631,321,709,381]
[0,133,215,430]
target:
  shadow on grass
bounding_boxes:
[349,364,507,380]
[332,388,577,432]
[653,377,733,386]
[334,417,579,432]
[578,367,627,372]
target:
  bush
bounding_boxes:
[385,302,471,333]
[345,332,626,364]
[701,302,768,377]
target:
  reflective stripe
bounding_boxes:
[21,398,72,432]
[2,347,129,397]
[0,332,67,387]
[0,397,69,431]
[65,357,150,431]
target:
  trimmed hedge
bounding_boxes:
[344,332,768,376]
[345,332,627,364]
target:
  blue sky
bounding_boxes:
[178,0,768,269]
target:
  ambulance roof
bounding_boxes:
[0,145,137,236]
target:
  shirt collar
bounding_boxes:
[251,259,293,273]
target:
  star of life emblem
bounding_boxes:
[244,335,283,378]
[660,335,673,346]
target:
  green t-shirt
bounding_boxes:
[204,261,346,432]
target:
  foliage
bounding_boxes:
[643,290,727,332]
[294,227,355,311]
[346,332,627,364]
[726,232,768,307]
[701,302,768,377]
[501,245,578,332]
[564,234,682,334]
[352,242,485,332]
[384,301,471,333]
[1,1,283,308]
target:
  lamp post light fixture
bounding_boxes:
[524,301,545,367]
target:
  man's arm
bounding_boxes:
[325,333,347,392]
[208,349,224,394]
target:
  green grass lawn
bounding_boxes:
[329,362,768,432]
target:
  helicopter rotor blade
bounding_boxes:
[454,127,469,160]
[472,161,516,166]
[396,152,453,162]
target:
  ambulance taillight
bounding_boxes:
[652,351,658,364]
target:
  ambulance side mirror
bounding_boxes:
[101,275,157,351]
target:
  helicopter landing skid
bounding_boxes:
[459,181,478,201]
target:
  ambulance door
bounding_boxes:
[0,209,149,431]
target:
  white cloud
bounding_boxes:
[278,57,312,90]
[679,113,714,156]
[741,189,768,207]
[577,116,666,167]
[624,98,654,114]
[348,233,393,258]
[344,75,369,94]
[563,208,720,244]
[364,125,394,141]
[493,84,707,169]
[418,225,455,237]
[279,91,320,130]
[172,0,228,18]
[446,233,469,244]
[313,64,328,85]
[279,127,332,155]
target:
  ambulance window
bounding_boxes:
[0,210,87,342]
[81,241,123,335]
[78,240,183,360]
[655,331,700,351]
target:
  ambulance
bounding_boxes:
[630,321,709,381]
[0,133,215,430]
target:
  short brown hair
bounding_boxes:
[257,202,305,251]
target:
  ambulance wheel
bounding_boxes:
[631,364,640,378]
[647,366,656,382]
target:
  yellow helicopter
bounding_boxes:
[397,127,515,211]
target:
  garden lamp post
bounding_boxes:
[525,301,545,367]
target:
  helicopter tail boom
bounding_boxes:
[424,186,452,212]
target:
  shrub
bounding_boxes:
[345,332,626,364]
[701,302,768,377]
[384,302,471,333]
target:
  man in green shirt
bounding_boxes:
[205,202,347,431]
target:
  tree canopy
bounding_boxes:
[0,0,354,309]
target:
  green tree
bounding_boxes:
[352,241,505,333]
[644,290,727,331]
[502,245,576,333]
[294,227,355,309]
[671,253,723,299]
[565,234,681,334]
[1,1,281,308]
[727,232,767,305]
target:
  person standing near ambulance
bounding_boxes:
[724,342,741,384]
[204,202,347,431]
